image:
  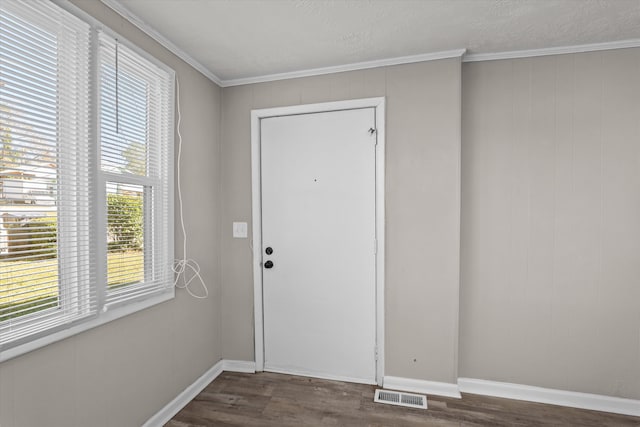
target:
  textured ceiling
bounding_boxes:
[113,0,640,82]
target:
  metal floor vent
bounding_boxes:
[374,389,427,409]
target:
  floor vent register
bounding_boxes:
[374,389,428,409]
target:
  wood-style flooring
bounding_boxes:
[166,372,640,426]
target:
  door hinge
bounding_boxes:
[368,128,378,145]
[374,238,377,255]
[374,346,379,361]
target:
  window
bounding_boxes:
[0,0,174,357]
[98,32,173,308]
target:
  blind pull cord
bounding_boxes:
[115,39,119,134]
[172,77,209,299]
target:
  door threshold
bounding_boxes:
[263,366,377,386]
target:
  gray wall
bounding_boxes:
[2,7,638,425]
[0,1,223,426]
[220,58,463,384]
[460,48,640,400]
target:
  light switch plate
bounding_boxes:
[233,222,248,238]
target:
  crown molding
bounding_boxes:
[99,0,463,87]
[463,38,640,62]
[221,49,467,87]
[99,0,223,86]
[98,0,640,86]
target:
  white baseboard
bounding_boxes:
[223,359,257,373]
[458,378,640,417]
[383,375,461,398]
[144,365,640,425]
[142,359,255,427]
[142,359,224,427]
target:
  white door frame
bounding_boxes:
[250,97,386,386]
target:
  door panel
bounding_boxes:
[261,108,377,383]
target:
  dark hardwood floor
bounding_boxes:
[166,372,640,426]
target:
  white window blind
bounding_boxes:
[0,0,174,356]
[98,33,173,308]
[0,0,94,347]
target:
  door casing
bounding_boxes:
[250,97,386,385]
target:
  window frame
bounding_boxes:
[0,0,175,362]
[97,30,174,310]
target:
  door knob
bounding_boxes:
[264,260,274,269]
[265,247,273,255]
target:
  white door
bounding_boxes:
[261,107,377,384]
